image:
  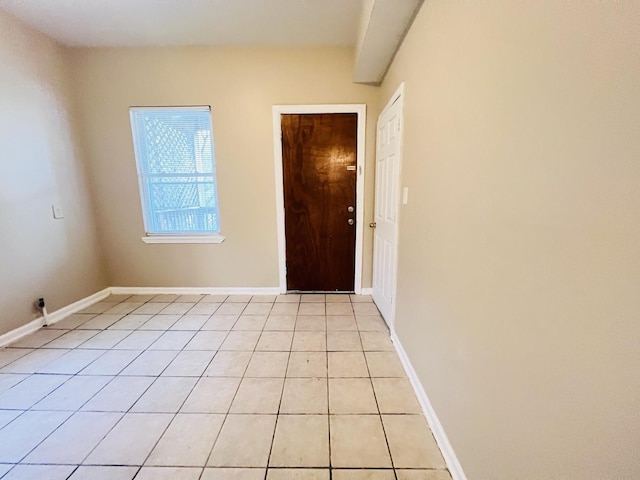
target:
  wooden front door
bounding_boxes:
[281,113,357,291]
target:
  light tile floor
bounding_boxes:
[0,294,450,480]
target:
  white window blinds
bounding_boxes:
[129,106,220,235]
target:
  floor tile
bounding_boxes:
[1,465,75,480]
[267,470,329,479]
[297,303,325,316]
[327,332,362,351]
[350,295,374,303]
[79,349,141,375]
[80,300,119,314]
[0,409,21,428]
[280,377,328,414]
[0,373,28,394]
[84,413,173,465]
[137,467,203,479]
[108,314,152,329]
[243,303,273,315]
[208,414,276,467]
[131,376,197,413]
[295,316,326,331]
[45,329,99,348]
[275,294,300,303]
[0,348,32,369]
[245,352,289,377]
[189,303,221,315]
[181,377,241,413]
[0,410,71,462]
[37,349,105,374]
[201,294,228,303]
[352,303,380,315]
[269,415,329,467]
[264,315,296,331]
[372,378,422,413]
[229,377,284,413]
[204,351,252,377]
[0,373,70,409]
[355,315,388,332]
[162,350,215,376]
[10,329,65,348]
[300,294,325,303]
[332,470,395,480]
[216,303,247,315]
[113,330,163,349]
[120,350,178,376]
[67,466,138,480]
[292,331,326,351]
[359,332,394,351]
[329,415,392,468]
[170,314,210,330]
[149,294,179,303]
[325,294,350,303]
[325,303,354,315]
[82,376,154,412]
[202,314,239,330]
[395,471,453,480]
[226,295,252,303]
[78,329,131,349]
[138,314,181,330]
[0,348,69,374]
[146,413,224,466]
[271,303,299,315]
[251,295,277,303]
[328,352,369,377]
[329,378,378,414]
[286,352,327,377]
[161,303,196,315]
[326,316,357,331]
[365,352,406,377]
[233,315,268,331]
[177,294,205,303]
[150,331,197,350]
[133,302,170,315]
[32,375,112,410]
[381,415,447,468]
[219,331,260,351]
[256,331,294,351]
[50,313,95,329]
[24,411,122,464]
[201,468,265,479]
[76,313,124,330]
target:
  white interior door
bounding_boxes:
[372,86,403,327]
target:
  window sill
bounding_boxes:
[141,235,225,244]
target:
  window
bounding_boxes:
[129,106,223,243]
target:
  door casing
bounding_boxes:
[272,104,367,293]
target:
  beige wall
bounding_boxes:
[69,46,378,288]
[0,11,108,335]
[382,1,640,479]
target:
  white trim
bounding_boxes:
[391,330,468,480]
[141,235,225,244]
[0,288,111,348]
[272,104,367,294]
[360,287,373,295]
[110,286,281,295]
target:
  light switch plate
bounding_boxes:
[52,205,64,219]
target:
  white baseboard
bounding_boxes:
[359,287,373,295]
[110,286,282,296]
[391,331,467,480]
[0,288,111,348]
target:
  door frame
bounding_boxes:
[272,104,367,294]
[373,82,405,328]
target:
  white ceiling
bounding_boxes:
[0,0,364,47]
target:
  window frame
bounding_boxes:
[129,105,224,244]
